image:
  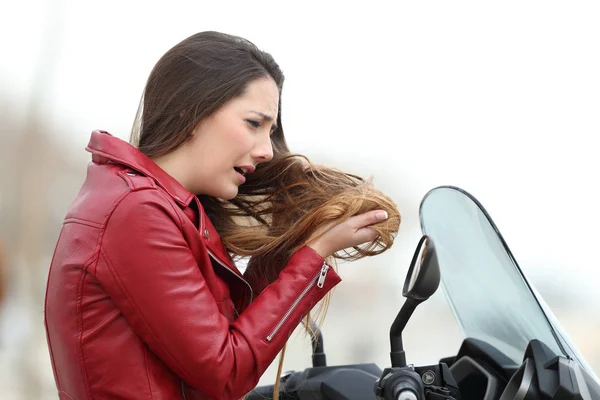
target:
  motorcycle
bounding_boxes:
[247,186,600,400]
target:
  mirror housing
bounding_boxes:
[403,235,440,302]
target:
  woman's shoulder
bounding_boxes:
[66,162,180,230]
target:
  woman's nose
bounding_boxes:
[252,134,274,162]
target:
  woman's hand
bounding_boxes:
[307,210,388,259]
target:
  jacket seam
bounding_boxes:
[58,390,77,400]
[76,271,95,399]
[155,187,185,227]
[64,218,102,229]
[143,347,155,400]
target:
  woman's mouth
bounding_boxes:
[233,165,256,184]
[233,167,247,183]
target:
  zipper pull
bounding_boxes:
[317,263,330,288]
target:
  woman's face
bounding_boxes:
[185,77,279,199]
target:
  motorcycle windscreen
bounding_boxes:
[419,186,596,378]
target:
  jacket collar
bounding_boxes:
[85,130,243,277]
[86,130,195,207]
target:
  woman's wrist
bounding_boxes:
[307,243,329,259]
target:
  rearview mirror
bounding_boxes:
[389,235,441,368]
[403,235,440,302]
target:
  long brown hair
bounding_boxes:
[130,31,288,158]
[216,155,400,286]
[131,31,401,399]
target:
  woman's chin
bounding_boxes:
[218,186,239,200]
[198,182,239,200]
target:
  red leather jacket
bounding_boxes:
[44,130,341,400]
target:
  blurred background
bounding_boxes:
[1,1,599,398]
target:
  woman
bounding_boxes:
[44,31,399,400]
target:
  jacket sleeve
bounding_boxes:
[96,189,341,400]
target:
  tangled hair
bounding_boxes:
[200,154,400,290]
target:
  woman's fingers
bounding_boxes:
[307,210,388,258]
[354,226,380,244]
[346,210,387,246]
[353,210,387,244]
[349,210,388,230]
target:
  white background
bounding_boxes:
[1,1,598,397]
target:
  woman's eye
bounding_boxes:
[246,119,261,128]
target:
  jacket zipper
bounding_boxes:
[207,249,254,304]
[266,263,329,342]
